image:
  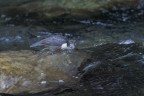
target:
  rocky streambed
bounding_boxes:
[0,19,143,96]
[0,0,144,96]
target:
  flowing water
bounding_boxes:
[0,10,144,96]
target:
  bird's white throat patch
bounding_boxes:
[61,43,75,50]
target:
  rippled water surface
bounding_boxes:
[0,19,144,50]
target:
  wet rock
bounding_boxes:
[138,0,144,8]
[79,43,144,96]
[0,50,89,95]
[0,0,142,21]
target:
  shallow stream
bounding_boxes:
[0,12,144,96]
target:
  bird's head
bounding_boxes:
[61,40,76,50]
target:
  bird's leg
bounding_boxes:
[66,39,70,47]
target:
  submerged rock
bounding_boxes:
[0,50,89,95]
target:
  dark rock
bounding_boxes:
[0,0,143,23]
[79,43,144,96]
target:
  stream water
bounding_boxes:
[0,11,144,96]
[0,18,144,51]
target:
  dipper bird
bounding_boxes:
[30,35,75,52]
